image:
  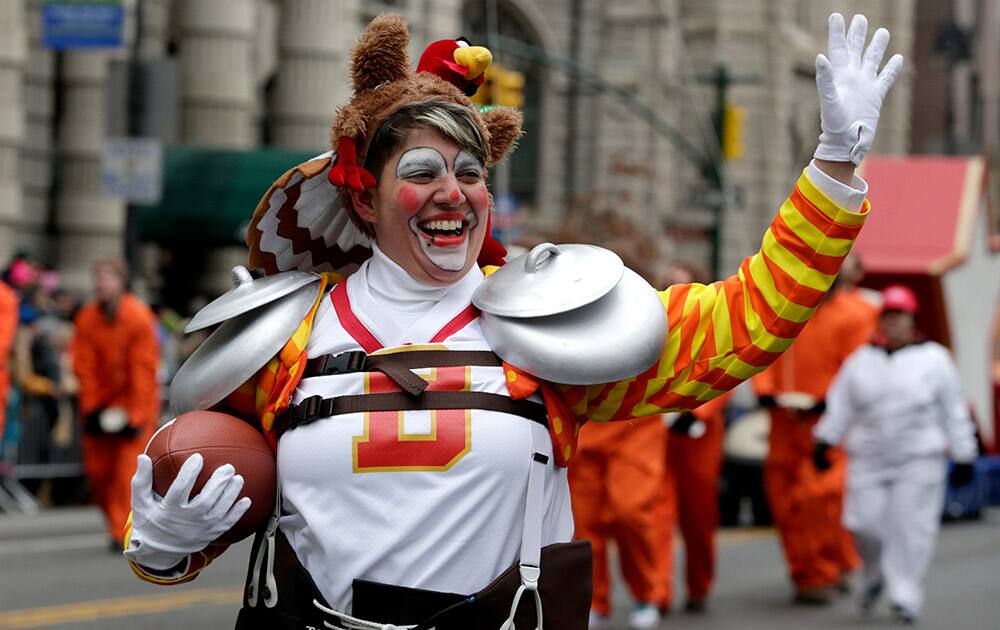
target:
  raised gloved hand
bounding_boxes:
[125,453,251,570]
[814,13,904,165]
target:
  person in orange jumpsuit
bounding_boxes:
[569,417,668,629]
[648,262,729,613]
[754,256,876,602]
[651,393,728,613]
[0,279,18,441]
[73,259,160,547]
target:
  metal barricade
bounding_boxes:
[0,389,84,514]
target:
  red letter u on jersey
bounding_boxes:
[353,365,472,472]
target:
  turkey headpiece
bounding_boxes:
[247,13,521,276]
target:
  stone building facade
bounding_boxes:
[2,0,915,298]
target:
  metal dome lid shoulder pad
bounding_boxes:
[472,243,624,318]
[169,281,322,415]
[185,266,320,333]
[480,266,668,385]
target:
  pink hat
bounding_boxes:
[881,284,918,313]
[8,259,37,288]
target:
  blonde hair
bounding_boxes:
[363,101,489,178]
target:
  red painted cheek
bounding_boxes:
[470,185,490,212]
[395,184,423,215]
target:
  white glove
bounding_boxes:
[814,13,904,165]
[125,453,251,570]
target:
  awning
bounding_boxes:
[139,147,316,244]
[854,155,990,275]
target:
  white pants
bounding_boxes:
[843,456,947,614]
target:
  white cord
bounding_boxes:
[498,575,543,630]
[313,599,427,630]
[248,483,282,608]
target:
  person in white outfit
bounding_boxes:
[813,284,978,625]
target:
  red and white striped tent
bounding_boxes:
[855,155,1000,450]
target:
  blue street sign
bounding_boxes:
[101,138,163,205]
[43,1,124,50]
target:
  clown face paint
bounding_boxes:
[364,128,489,285]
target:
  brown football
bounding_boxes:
[145,410,276,546]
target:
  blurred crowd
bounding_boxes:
[0,253,194,512]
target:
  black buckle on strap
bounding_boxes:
[315,351,367,376]
[288,395,336,427]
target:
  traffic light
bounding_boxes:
[470,64,524,109]
[721,104,745,161]
[492,65,525,108]
[470,67,493,107]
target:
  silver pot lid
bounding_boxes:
[472,243,624,318]
[185,266,320,333]
[169,282,322,414]
[480,267,667,385]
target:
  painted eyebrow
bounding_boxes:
[454,150,484,173]
[396,147,447,177]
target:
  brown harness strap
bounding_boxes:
[282,349,545,437]
[277,391,548,437]
[304,350,504,395]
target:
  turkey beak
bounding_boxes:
[454,46,492,79]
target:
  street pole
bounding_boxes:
[564,0,582,212]
[486,0,512,242]
[124,1,143,284]
[709,64,729,279]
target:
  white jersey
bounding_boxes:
[277,258,574,613]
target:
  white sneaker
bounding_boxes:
[588,610,611,629]
[628,603,662,629]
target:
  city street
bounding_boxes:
[1,2,998,630]
[0,507,997,629]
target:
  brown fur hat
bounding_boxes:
[331,13,521,172]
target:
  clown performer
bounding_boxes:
[122,13,903,630]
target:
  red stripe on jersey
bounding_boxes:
[430,304,480,342]
[560,384,587,408]
[769,211,846,276]
[697,366,744,392]
[761,251,826,309]
[330,282,383,353]
[614,360,660,419]
[742,260,807,339]
[672,297,701,374]
[586,382,618,416]
[723,276,751,350]
[789,186,864,240]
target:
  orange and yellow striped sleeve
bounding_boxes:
[561,168,869,423]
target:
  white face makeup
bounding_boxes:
[358,128,491,286]
[399,147,484,272]
[454,150,484,180]
[395,147,448,180]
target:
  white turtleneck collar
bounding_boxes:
[353,243,483,346]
